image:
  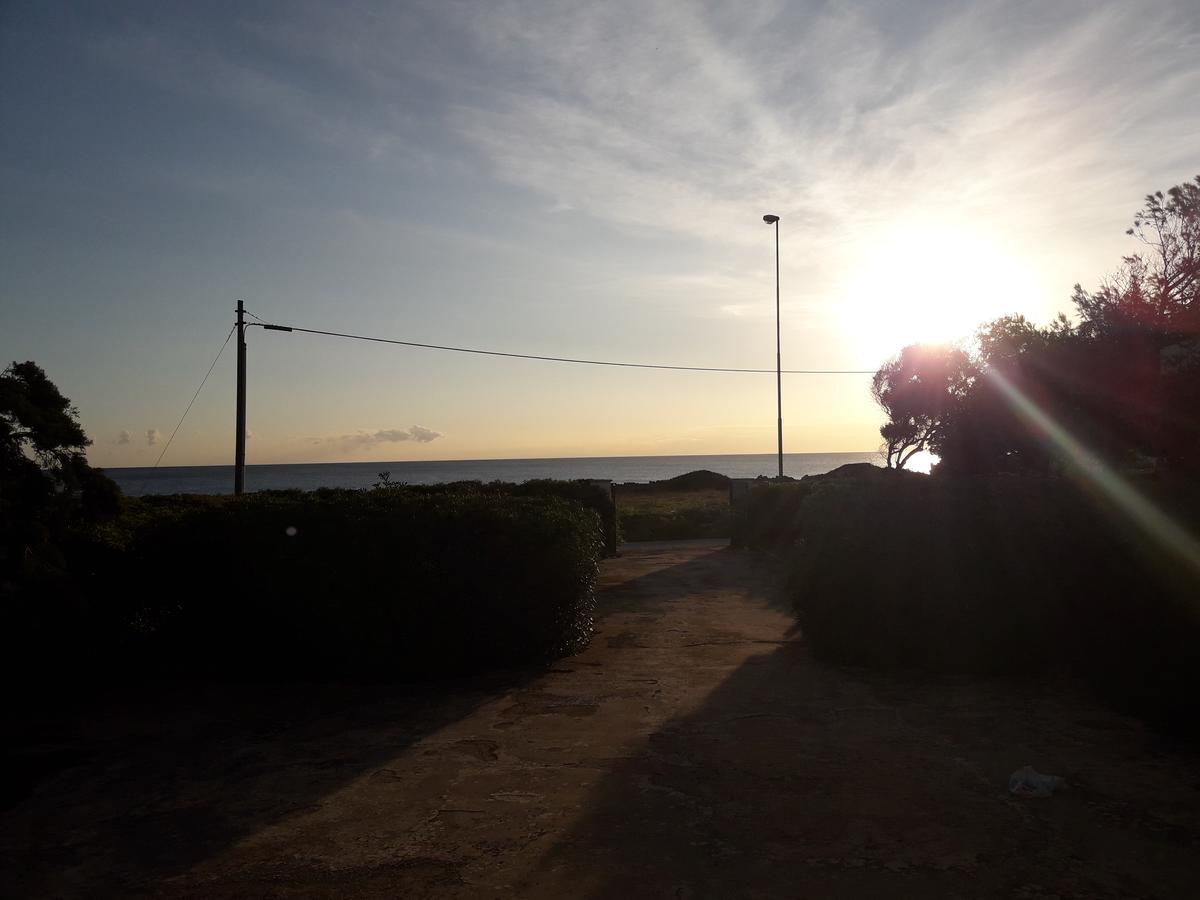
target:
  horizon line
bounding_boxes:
[102,449,883,471]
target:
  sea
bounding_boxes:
[105,452,883,497]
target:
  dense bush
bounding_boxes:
[733,482,813,548]
[377,477,618,554]
[732,464,892,548]
[513,480,618,554]
[9,488,603,682]
[1,361,124,690]
[784,475,1200,732]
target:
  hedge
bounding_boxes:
[732,464,898,549]
[380,478,618,554]
[7,487,603,682]
[783,475,1200,732]
[732,481,814,548]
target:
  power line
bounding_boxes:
[152,325,237,469]
[246,315,875,375]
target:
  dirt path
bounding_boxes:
[4,541,1199,898]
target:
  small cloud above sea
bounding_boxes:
[313,426,442,448]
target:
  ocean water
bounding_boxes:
[106,452,883,496]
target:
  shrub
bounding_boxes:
[376,477,618,555]
[88,488,602,679]
[732,464,894,549]
[734,481,813,548]
[785,475,1200,732]
[513,480,618,554]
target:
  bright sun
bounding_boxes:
[837,222,1043,366]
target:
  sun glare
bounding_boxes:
[837,223,1043,365]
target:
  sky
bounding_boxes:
[2,0,1198,468]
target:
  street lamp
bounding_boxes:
[763,214,782,478]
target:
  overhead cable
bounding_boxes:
[247,316,875,375]
[152,325,236,468]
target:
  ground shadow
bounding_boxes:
[523,632,1200,897]
[1,546,762,897]
[605,542,796,619]
[7,544,1194,898]
[2,669,540,897]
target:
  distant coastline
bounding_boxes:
[106,451,883,496]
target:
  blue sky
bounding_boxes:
[2,0,1198,466]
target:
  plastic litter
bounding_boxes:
[1008,765,1063,798]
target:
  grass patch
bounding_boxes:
[617,487,730,541]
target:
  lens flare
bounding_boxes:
[986,368,1200,576]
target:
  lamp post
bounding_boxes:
[763,214,782,478]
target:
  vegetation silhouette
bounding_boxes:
[871,344,974,469]
[874,175,1199,474]
[2,361,121,688]
[1,360,119,560]
[2,375,611,693]
[749,176,1200,734]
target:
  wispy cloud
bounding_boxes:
[116,429,131,445]
[449,2,1198,248]
[86,1,1200,261]
[146,428,162,446]
[317,425,442,449]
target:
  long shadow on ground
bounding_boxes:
[523,620,1200,896]
[0,546,740,897]
[1,671,537,897]
[0,545,759,897]
[7,543,1197,898]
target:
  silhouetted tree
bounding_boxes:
[935,317,1076,474]
[1,361,119,585]
[975,313,1069,362]
[871,344,974,469]
[919,177,1200,475]
[1072,175,1199,339]
[1065,177,1199,468]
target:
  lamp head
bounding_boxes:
[762,214,779,224]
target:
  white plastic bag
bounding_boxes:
[1008,765,1063,797]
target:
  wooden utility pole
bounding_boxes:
[234,299,247,495]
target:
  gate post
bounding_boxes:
[729,478,753,547]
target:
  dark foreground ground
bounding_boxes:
[4,541,1198,898]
